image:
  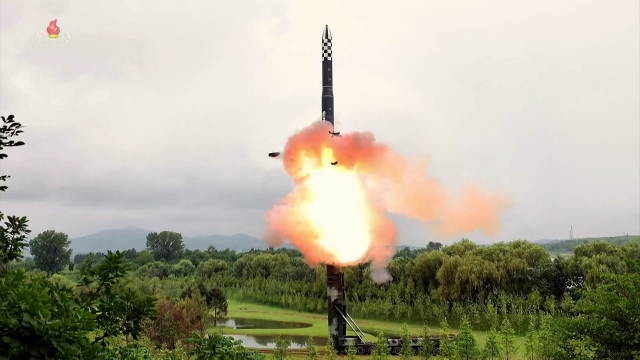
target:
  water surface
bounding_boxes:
[217,317,312,329]
[229,334,328,349]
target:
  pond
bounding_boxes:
[228,334,328,349]
[217,318,312,329]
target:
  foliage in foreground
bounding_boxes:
[0,250,157,358]
[0,114,29,270]
[100,333,267,360]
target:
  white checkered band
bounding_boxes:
[323,38,332,60]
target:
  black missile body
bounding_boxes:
[322,25,334,127]
[269,25,339,162]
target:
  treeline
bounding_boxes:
[57,231,640,359]
[225,239,639,331]
[14,228,640,331]
[543,235,639,253]
[18,227,640,357]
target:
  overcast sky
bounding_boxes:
[1,1,638,246]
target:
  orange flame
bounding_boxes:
[263,121,509,278]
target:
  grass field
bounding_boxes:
[211,300,527,359]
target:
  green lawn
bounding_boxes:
[211,299,526,354]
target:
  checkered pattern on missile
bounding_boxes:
[323,39,332,61]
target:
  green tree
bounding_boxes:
[210,287,228,326]
[0,214,30,271]
[560,293,575,314]
[172,258,195,276]
[187,332,266,360]
[77,252,98,274]
[346,342,357,360]
[455,314,480,360]
[559,272,640,359]
[182,293,212,336]
[535,315,555,360]
[439,318,453,358]
[77,251,158,344]
[419,323,434,359]
[483,327,501,360]
[145,231,185,262]
[134,249,155,266]
[0,251,156,358]
[182,282,228,325]
[195,258,228,278]
[273,335,290,360]
[523,317,537,360]
[325,336,338,360]
[0,115,30,270]
[567,335,597,360]
[499,318,517,360]
[400,323,413,360]
[0,268,97,358]
[485,300,499,329]
[372,330,390,360]
[305,336,320,360]
[29,230,73,274]
[0,114,25,193]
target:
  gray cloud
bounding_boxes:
[1,0,638,244]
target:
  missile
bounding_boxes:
[323,25,340,138]
[322,26,334,128]
[269,25,340,162]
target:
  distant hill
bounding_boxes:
[70,226,152,254]
[543,235,640,254]
[183,234,294,252]
[69,227,275,255]
[533,239,563,245]
[395,245,423,250]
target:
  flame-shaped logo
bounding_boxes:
[35,19,71,47]
[47,19,60,39]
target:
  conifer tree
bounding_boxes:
[346,341,357,360]
[439,317,453,358]
[483,327,501,360]
[305,336,319,360]
[273,336,290,360]
[325,336,337,360]
[455,314,480,360]
[523,317,537,360]
[499,318,517,360]
[535,315,554,360]
[400,323,414,360]
[372,330,391,360]
[419,323,434,359]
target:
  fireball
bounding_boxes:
[299,147,372,263]
[263,120,509,276]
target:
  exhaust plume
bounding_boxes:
[264,121,509,283]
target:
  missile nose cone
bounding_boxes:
[322,25,332,40]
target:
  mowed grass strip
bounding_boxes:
[212,299,526,351]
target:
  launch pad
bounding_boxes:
[325,264,448,355]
